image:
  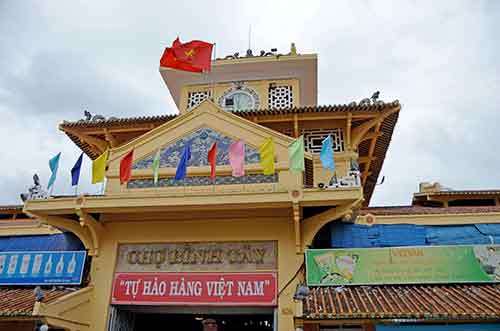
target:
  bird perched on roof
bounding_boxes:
[371,91,380,102]
[34,286,44,302]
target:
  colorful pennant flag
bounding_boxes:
[229,140,245,177]
[208,142,217,180]
[92,149,109,184]
[152,149,161,186]
[71,153,84,186]
[119,150,134,185]
[288,136,305,172]
[175,144,191,180]
[320,135,336,172]
[160,37,214,73]
[47,152,61,190]
[259,137,275,175]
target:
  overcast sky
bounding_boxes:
[1,1,499,206]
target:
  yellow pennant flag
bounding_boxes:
[259,137,275,175]
[92,149,109,184]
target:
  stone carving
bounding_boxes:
[219,47,286,60]
[80,110,117,122]
[328,171,361,189]
[358,91,385,106]
[20,174,48,202]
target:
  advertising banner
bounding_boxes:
[111,272,277,306]
[306,245,500,286]
[0,251,86,285]
[115,241,277,273]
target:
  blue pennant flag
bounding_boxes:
[71,153,84,186]
[320,135,336,172]
[47,152,61,189]
[175,144,191,180]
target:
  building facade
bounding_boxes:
[0,45,496,330]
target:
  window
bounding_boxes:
[187,91,211,109]
[268,85,293,109]
[302,128,345,153]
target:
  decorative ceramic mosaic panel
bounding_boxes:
[133,128,260,169]
[127,174,278,189]
[301,128,345,153]
[268,85,293,110]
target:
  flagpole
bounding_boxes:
[209,43,216,102]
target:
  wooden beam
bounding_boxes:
[360,131,383,142]
[358,156,377,164]
[346,112,352,150]
[293,114,299,137]
[351,107,398,147]
[63,128,109,153]
[303,324,320,331]
[362,122,381,185]
[103,128,119,148]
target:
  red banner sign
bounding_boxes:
[111,272,277,306]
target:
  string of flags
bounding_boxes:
[42,39,341,194]
[44,134,337,193]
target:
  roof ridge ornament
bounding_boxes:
[357,91,385,106]
[20,174,48,202]
[80,110,118,122]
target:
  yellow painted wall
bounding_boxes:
[89,216,304,331]
[179,79,300,113]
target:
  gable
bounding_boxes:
[108,99,296,169]
[104,100,304,193]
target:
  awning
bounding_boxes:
[0,288,72,317]
[304,284,500,321]
[0,233,84,251]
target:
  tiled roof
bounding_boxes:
[415,190,500,197]
[0,287,72,316]
[304,284,500,320]
[0,205,23,212]
[60,114,176,129]
[233,101,400,118]
[59,102,400,206]
[59,101,401,129]
[359,110,399,206]
[361,205,500,216]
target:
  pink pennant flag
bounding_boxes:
[229,140,245,177]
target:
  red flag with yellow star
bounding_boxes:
[160,38,214,73]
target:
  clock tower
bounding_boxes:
[159,44,318,114]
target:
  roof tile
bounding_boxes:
[304,285,500,320]
[0,287,72,316]
[361,205,500,216]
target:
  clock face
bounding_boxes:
[231,92,254,111]
[219,85,260,112]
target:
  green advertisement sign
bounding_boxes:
[306,245,500,286]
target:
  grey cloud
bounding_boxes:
[1,0,499,206]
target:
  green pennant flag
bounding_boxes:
[153,149,161,185]
[288,136,305,172]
